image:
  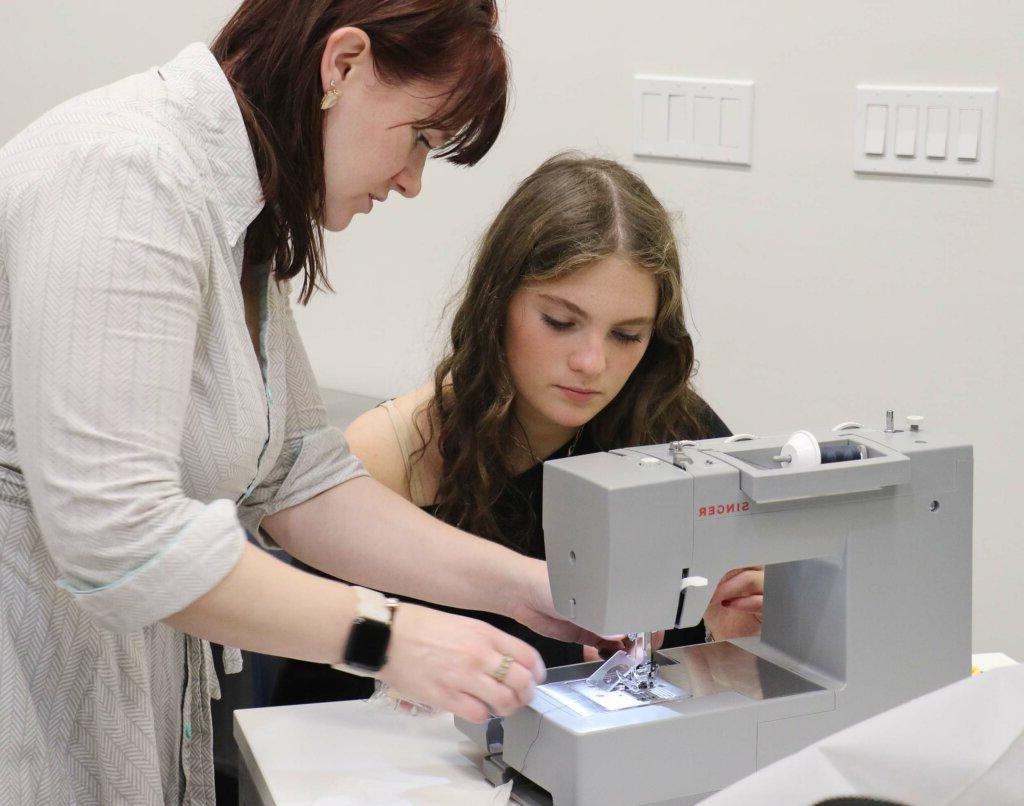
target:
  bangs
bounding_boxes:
[415,34,509,166]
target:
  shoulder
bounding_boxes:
[396,384,444,504]
[344,404,411,500]
[2,70,204,204]
[344,384,441,503]
[392,383,437,440]
[0,127,208,294]
[1,117,203,233]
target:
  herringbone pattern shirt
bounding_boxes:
[0,44,365,803]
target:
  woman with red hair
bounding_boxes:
[0,2,596,802]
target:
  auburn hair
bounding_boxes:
[211,0,509,302]
[423,153,711,548]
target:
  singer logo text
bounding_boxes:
[698,501,750,518]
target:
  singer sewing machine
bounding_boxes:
[457,414,973,804]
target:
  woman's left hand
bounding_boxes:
[702,566,764,640]
[582,630,665,662]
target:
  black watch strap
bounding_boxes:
[331,587,399,677]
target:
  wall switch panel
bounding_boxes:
[634,76,753,165]
[854,85,997,180]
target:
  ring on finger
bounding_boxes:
[490,654,514,684]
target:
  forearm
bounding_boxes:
[164,542,357,664]
[263,475,531,617]
[165,523,549,724]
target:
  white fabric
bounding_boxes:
[0,43,365,804]
[703,664,1024,805]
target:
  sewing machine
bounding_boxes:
[457,415,973,804]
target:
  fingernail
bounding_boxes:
[533,659,547,683]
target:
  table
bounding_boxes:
[235,653,1015,805]
[235,699,511,805]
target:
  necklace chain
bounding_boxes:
[566,427,584,456]
[512,427,583,466]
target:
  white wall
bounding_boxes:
[3,1,1021,659]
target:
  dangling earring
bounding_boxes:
[320,78,339,111]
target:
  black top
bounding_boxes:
[270,401,731,706]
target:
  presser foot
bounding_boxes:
[587,650,662,702]
[620,659,661,700]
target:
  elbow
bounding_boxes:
[50,499,248,634]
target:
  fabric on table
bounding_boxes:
[703,663,1024,805]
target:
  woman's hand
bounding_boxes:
[501,557,613,649]
[498,557,761,653]
[702,566,764,640]
[378,603,546,724]
[582,630,665,662]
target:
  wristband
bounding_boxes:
[331,586,399,677]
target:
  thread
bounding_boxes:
[820,444,863,463]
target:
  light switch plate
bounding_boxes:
[634,76,753,165]
[854,85,997,180]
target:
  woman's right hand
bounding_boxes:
[377,603,546,724]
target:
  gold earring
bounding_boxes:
[320,79,339,111]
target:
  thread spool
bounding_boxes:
[820,444,863,463]
[774,431,864,469]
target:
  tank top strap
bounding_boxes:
[379,398,429,506]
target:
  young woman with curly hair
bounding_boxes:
[274,153,764,705]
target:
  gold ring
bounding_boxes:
[491,655,514,683]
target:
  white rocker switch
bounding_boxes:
[894,106,918,157]
[864,104,887,155]
[957,108,981,161]
[926,107,949,158]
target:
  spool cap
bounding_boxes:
[781,430,822,470]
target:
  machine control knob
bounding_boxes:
[669,441,695,468]
[906,415,924,432]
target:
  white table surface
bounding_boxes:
[235,656,1016,805]
[234,699,510,805]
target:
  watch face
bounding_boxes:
[344,617,391,672]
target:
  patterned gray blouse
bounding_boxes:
[0,44,365,803]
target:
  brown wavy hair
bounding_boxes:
[423,153,710,547]
[211,0,509,303]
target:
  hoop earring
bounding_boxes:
[320,79,339,111]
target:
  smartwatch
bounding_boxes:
[332,586,399,677]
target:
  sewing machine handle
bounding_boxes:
[709,439,910,504]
